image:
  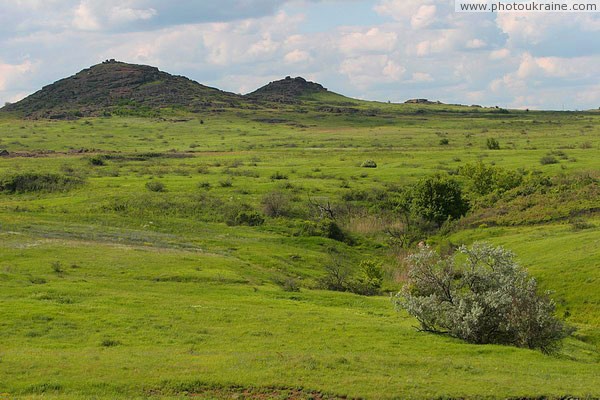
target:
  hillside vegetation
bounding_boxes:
[0,63,599,399]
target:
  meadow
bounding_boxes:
[0,103,599,399]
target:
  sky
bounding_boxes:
[0,0,599,110]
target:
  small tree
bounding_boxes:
[395,243,571,353]
[409,175,469,226]
[353,260,384,295]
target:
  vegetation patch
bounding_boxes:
[0,172,83,193]
[396,243,572,353]
[150,381,349,400]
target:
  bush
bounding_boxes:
[439,138,449,146]
[352,260,384,295]
[270,171,288,180]
[261,191,291,217]
[459,161,523,196]
[234,210,265,226]
[274,276,301,292]
[486,138,500,150]
[219,178,233,187]
[409,175,469,225]
[298,219,348,243]
[540,155,559,165]
[395,243,571,353]
[88,156,106,166]
[361,160,377,168]
[51,261,63,274]
[145,181,166,192]
[319,258,352,292]
[100,339,121,347]
[320,219,346,241]
[0,172,83,194]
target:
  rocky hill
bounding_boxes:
[2,60,242,119]
[246,76,329,104]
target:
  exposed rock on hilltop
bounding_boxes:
[2,60,241,119]
[405,99,443,105]
[246,76,329,104]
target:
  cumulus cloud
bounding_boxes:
[490,48,510,59]
[0,60,34,91]
[2,0,307,33]
[412,72,434,82]
[284,49,311,64]
[411,5,437,29]
[338,28,397,55]
[340,55,405,87]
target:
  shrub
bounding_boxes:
[88,156,106,166]
[218,178,233,187]
[570,218,595,231]
[486,138,500,150]
[100,339,121,347]
[274,276,301,292]
[51,261,63,274]
[234,210,265,226]
[408,175,469,225]
[318,219,347,242]
[439,138,449,146]
[395,243,571,353]
[145,181,166,192]
[297,219,348,243]
[270,171,288,180]
[459,161,523,196]
[0,173,83,194]
[361,160,377,168]
[261,191,291,217]
[353,260,384,295]
[319,258,352,292]
[540,155,559,165]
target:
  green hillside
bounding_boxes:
[0,65,598,399]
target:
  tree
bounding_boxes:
[458,161,523,197]
[353,260,384,295]
[409,175,469,225]
[395,243,571,353]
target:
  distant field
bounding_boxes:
[0,106,599,399]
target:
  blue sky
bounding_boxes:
[0,0,598,110]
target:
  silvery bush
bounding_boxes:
[395,242,571,353]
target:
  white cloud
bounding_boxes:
[466,38,486,49]
[515,52,598,80]
[108,6,157,24]
[73,2,100,30]
[338,28,397,55]
[284,49,310,64]
[340,55,405,87]
[0,60,34,91]
[411,5,437,29]
[490,48,510,59]
[412,72,433,82]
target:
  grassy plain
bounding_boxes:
[0,103,599,399]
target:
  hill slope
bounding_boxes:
[2,60,242,118]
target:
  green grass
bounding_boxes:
[0,106,599,399]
